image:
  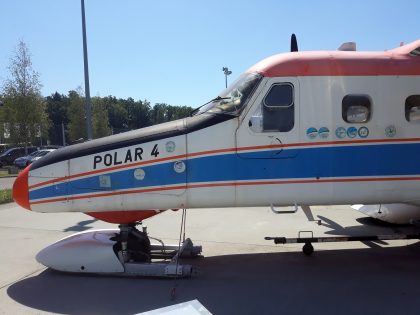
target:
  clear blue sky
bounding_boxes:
[1,0,419,107]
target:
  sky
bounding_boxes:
[1,0,419,108]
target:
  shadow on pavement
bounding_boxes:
[7,243,420,315]
[63,219,98,232]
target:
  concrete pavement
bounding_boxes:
[1,203,420,314]
[0,177,16,190]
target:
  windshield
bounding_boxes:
[36,150,52,157]
[197,72,262,115]
[29,151,41,157]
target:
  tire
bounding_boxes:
[303,242,314,256]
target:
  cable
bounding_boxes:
[171,208,187,300]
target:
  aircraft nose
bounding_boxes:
[13,165,31,210]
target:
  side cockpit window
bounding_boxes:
[409,47,420,56]
[262,83,294,132]
[342,94,371,123]
[405,95,420,123]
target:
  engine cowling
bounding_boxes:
[352,203,420,224]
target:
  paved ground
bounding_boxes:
[1,203,420,315]
[0,177,16,190]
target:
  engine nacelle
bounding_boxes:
[352,203,420,224]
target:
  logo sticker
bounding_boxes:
[133,168,145,180]
[174,161,186,173]
[335,127,346,139]
[166,141,176,153]
[99,175,112,188]
[347,127,357,138]
[385,125,396,138]
[358,126,369,138]
[319,127,330,139]
[306,127,318,139]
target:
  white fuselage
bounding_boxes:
[27,74,420,213]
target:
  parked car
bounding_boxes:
[14,149,55,168]
[0,147,37,167]
[0,144,9,154]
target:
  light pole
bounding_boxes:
[81,0,93,141]
[222,67,232,88]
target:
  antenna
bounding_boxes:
[291,34,298,52]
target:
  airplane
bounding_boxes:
[12,35,420,277]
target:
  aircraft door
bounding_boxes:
[236,77,300,159]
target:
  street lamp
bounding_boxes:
[81,0,93,141]
[222,67,232,88]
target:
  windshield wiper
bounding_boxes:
[190,96,231,116]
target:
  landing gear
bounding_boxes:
[111,224,152,263]
[302,242,314,256]
[36,222,202,278]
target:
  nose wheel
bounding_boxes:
[302,242,314,256]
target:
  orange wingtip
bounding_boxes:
[13,166,31,210]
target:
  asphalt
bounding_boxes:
[1,203,420,315]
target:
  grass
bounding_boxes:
[0,170,8,176]
[0,189,13,204]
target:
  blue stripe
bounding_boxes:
[29,143,420,201]
[29,161,186,200]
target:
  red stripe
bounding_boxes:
[247,46,420,77]
[30,176,420,206]
[30,184,187,205]
[29,153,187,189]
[29,137,420,190]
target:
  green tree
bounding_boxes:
[2,41,49,148]
[125,98,152,130]
[46,92,69,145]
[173,105,193,119]
[151,103,192,124]
[98,96,127,134]
[92,97,111,139]
[67,89,86,143]
[151,103,169,124]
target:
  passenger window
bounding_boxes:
[342,95,371,123]
[405,95,420,123]
[262,83,294,132]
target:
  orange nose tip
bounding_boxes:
[13,165,31,210]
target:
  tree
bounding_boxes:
[46,92,69,145]
[92,97,111,139]
[125,98,152,130]
[101,96,128,134]
[2,40,49,147]
[151,103,193,125]
[67,89,86,143]
[151,103,169,124]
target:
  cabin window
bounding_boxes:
[410,47,420,56]
[342,95,371,123]
[262,83,294,132]
[405,95,420,123]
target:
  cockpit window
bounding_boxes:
[197,73,262,115]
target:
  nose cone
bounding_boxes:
[13,165,31,210]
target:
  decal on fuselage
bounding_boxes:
[93,144,160,169]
